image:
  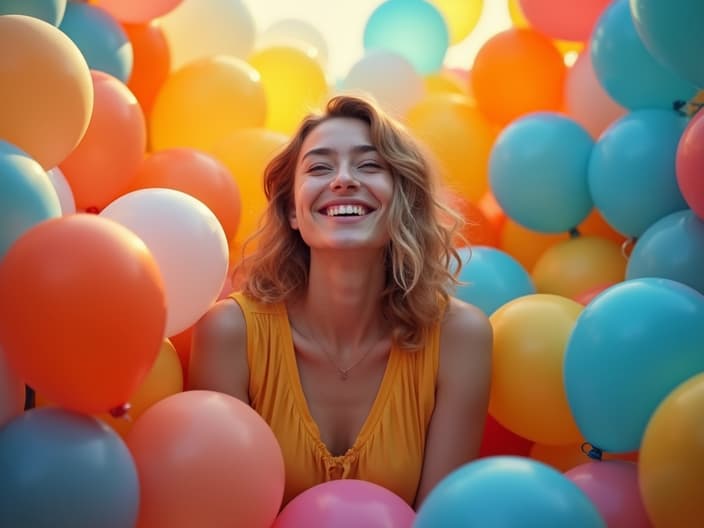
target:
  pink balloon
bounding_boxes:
[565,461,652,527]
[676,109,704,220]
[565,49,626,139]
[97,0,183,23]
[519,0,612,41]
[274,479,415,528]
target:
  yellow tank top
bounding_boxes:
[230,292,440,507]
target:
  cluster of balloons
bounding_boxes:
[1,0,704,526]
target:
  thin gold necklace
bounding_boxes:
[308,335,378,381]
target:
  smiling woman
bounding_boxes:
[187,94,493,510]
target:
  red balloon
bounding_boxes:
[0,215,166,414]
[479,414,533,458]
[676,108,704,220]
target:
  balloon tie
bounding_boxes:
[109,402,133,421]
[673,91,704,118]
[620,236,636,259]
[580,442,603,461]
[568,227,580,238]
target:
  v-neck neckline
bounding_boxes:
[281,306,400,460]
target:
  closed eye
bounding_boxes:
[359,161,383,171]
[307,164,332,174]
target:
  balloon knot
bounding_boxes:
[581,442,603,461]
[85,206,101,214]
[568,227,581,238]
[109,402,132,420]
[621,236,636,259]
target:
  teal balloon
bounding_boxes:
[0,0,67,25]
[627,209,704,295]
[590,0,698,110]
[0,407,139,528]
[363,0,448,74]
[631,0,704,88]
[489,112,594,233]
[564,278,704,453]
[454,246,535,316]
[415,457,606,528]
[0,141,61,259]
[59,2,132,83]
[588,109,688,237]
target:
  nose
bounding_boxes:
[329,164,360,191]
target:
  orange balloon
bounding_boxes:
[478,191,507,234]
[209,128,289,247]
[531,442,638,472]
[406,93,496,203]
[129,148,242,244]
[640,372,704,527]
[126,390,285,528]
[0,215,166,414]
[577,208,627,246]
[500,219,568,272]
[60,70,147,211]
[531,236,627,298]
[471,28,566,125]
[123,21,171,117]
[100,339,183,437]
[443,190,500,248]
[0,15,93,169]
[489,294,584,445]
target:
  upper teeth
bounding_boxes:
[326,205,367,216]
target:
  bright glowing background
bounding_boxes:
[245,0,512,80]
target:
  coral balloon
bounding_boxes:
[445,192,500,248]
[471,28,566,125]
[676,106,704,220]
[518,0,612,41]
[406,94,495,203]
[97,0,182,23]
[130,148,241,244]
[123,21,170,117]
[150,56,266,152]
[60,71,146,211]
[489,294,584,445]
[0,14,93,169]
[639,372,704,527]
[0,215,166,414]
[126,390,285,528]
[249,46,328,134]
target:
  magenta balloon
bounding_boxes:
[519,0,612,41]
[676,109,704,220]
[274,479,415,528]
[565,461,651,527]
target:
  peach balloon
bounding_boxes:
[500,219,568,272]
[98,0,182,23]
[0,15,93,169]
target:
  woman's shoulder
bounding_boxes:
[438,297,493,366]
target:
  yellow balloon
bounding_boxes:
[431,0,484,44]
[424,72,468,96]
[405,93,495,203]
[150,56,267,152]
[489,294,584,445]
[209,128,289,250]
[532,235,627,299]
[507,0,584,57]
[500,219,569,272]
[0,15,93,169]
[248,46,329,134]
[640,372,704,527]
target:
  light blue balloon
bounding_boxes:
[489,112,594,233]
[564,277,704,453]
[0,407,139,528]
[631,0,704,88]
[0,0,66,25]
[363,0,448,74]
[590,0,698,110]
[59,2,132,83]
[454,246,535,316]
[588,109,688,237]
[0,141,61,259]
[627,209,704,295]
[415,456,606,528]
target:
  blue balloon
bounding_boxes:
[0,0,66,25]
[588,109,688,238]
[59,2,132,83]
[0,407,139,528]
[415,456,606,528]
[454,246,535,316]
[564,277,704,453]
[590,0,698,110]
[627,209,704,295]
[0,141,61,259]
[631,0,704,89]
[489,112,594,233]
[363,0,448,74]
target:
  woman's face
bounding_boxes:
[289,117,394,252]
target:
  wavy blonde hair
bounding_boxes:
[238,95,465,349]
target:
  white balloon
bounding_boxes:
[257,18,329,68]
[47,166,76,215]
[100,188,229,337]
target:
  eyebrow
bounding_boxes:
[301,145,377,162]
